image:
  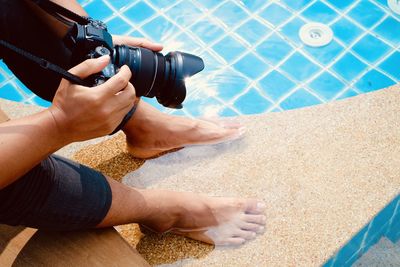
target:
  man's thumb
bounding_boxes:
[68,55,110,79]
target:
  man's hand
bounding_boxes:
[49,56,136,143]
[113,35,163,52]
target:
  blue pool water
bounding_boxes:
[0,0,399,265]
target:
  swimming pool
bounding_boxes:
[0,0,399,265]
[1,0,399,118]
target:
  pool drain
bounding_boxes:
[299,22,333,47]
[388,0,400,15]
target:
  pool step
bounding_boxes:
[353,238,400,266]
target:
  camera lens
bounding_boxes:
[113,45,204,109]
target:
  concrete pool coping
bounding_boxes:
[1,84,400,266]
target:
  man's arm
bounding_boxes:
[0,56,135,189]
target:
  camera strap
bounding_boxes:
[0,40,88,86]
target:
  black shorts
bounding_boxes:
[0,155,112,231]
[0,1,113,230]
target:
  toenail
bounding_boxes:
[258,226,265,233]
[261,216,267,223]
[257,202,266,210]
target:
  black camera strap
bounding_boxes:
[0,40,88,86]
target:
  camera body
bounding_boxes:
[65,18,205,108]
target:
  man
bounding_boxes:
[0,0,266,245]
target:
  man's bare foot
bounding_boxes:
[139,190,266,246]
[123,100,244,159]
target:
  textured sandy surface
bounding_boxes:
[72,86,400,266]
[2,84,399,266]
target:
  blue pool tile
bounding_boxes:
[195,0,220,10]
[85,1,114,21]
[172,32,202,53]
[233,88,272,114]
[280,88,322,110]
[216,73,251,102]
[0,83,24,102]
[374,17,400,46]
[386,219,400,242]
[352,34,391,63]
[304,40,344,65]
[334,225,368,266]
[183,96,223,117]
[107,0,132,11]
[355,69,395,93]
[233,53,270,80]
[309,72,346,100]
[220,106,239,117]
[363,198,399,248]
[235,19,271,46]
[256,34,293,65]
[198,51,225,71]
[379,51,400,80]
[301,1,338,24]
[107,17,132,35]
[323,256,335,267]
[141,16,179,42]
[331,18,364,45]
[385,196,400,243]
[165,1,202,28]
[240,0,268,13]
[147,0,174,9]
[213,1,248,28]
[280,17,307,46]
[337,89,359,100]
[213,36,247,64]
[259,3,292,26]
[280,0,313,11]
[128,30,145,39]
[14,80,34,97]
[347,1,386,28]
[0,61,13,77]
[31,96,51,107]
[190,20,225,44]
[325,0,353,10]
[331,53,367,82]
[258,70,296,101]
[0,72,6,84]
[280,52,321,81]
[124,1,156,24]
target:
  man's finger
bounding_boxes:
[97,65,132,95]
[68,55,110,79]
[114,36,163,52]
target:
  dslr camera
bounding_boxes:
[66,18,204,109]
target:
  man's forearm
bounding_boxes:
[0,110,67,189]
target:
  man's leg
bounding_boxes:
[0,153,265,246]
[123,100,244,159]
[97,176,266,246]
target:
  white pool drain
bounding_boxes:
[299,22,333,47]
[388,0,400,15]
